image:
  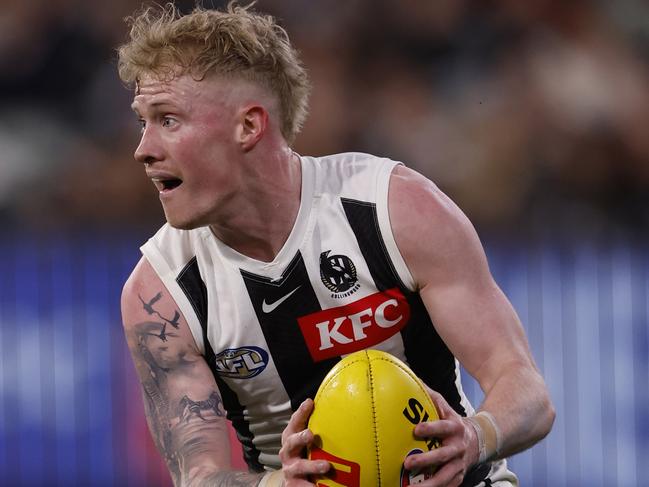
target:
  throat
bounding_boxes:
[210,152,305,262]
[209,203,301,263]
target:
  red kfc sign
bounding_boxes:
[298,288,410,362]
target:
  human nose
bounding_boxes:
[134,126,164,164]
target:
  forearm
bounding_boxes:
[181,468,266,487]
[477,363,555,459]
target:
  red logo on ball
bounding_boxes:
[310,446,361,487]
[400,449,434,486]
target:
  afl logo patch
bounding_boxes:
[214,346,269,379]
[320,250,360,298]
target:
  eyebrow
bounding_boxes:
[131,99,178,115]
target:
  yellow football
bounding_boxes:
[307,349,439,487]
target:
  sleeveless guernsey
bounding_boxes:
[141,152,516,486]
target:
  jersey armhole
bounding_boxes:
[376,161,417,292]
[141,241,206,355]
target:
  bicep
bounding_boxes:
[121,258,231,483]
[389,167,536,391]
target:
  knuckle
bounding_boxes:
[279,443,288,457]
[414,422,430,436]
[445,444,460,460]
[435,447,452,463]
[435,447,454,464]
[282,430,304,451]
[283,460,304,479]
[287,459,308,477]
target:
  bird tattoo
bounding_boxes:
[139,293,182,329]
[139,292,163,315]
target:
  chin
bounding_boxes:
[164,213,205,231]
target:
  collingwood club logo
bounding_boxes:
[319,250,360,298]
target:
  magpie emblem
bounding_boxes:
[319,250,360,297]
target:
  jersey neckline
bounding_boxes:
[203,154,316,275]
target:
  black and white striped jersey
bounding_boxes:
[141,152,512,485]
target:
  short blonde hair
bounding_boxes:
[117,2,310,143]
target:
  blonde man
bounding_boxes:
[119,3,554,487]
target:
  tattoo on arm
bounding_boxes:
[139,292,182,328]
[179,392,225,422]
[186,470,266,487]
[130,291,232,485]
[134,321,181,483]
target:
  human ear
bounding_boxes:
[237,105,267,151]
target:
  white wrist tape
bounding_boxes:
[466,411,502,463]
[258,469,283,487]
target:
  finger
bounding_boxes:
[414,418,462,439]
[424,387,456,420]
[403,444,461,471]
[280,429,314,460]
[283,458,331,479]
[431,466,465,487]
[409,459,463,487]
[282,481,314,487]
[282,399,314,442]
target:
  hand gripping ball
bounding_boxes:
[307,349,440,487]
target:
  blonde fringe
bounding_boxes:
[117,1,310,143]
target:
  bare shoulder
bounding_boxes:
[121,256,162,315]
[121,256,201,357]
[388,165,489,289]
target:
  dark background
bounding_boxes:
[1,1,647,485]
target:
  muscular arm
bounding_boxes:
[389,165,555,461]
[121,257,266,487]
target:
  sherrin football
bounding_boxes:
[308,349,440,487]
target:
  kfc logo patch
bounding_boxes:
[297,288,410,361]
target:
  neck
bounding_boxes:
[209,148,302,262]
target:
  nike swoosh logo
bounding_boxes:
[262,286,301,313]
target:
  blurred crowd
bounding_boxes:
[1,0,648,239]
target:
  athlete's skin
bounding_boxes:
[121,73,554,487]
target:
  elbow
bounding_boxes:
[545,397,557,437]
[536,388,556,441]
[181,464,224,487]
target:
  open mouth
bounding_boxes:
[153,177,183,193]
[162,178,182,191]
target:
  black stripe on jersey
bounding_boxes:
[341,197,405,291]
[341,198,466,416]
[241,251,340,411]
[176,257,208,326]
[461,463,491,487]
[176,257,263,472]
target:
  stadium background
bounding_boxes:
[1,0,647,485]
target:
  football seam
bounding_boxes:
[374,356,436,410]
[368,353,382,486]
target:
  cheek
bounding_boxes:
[170,124,238,183]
